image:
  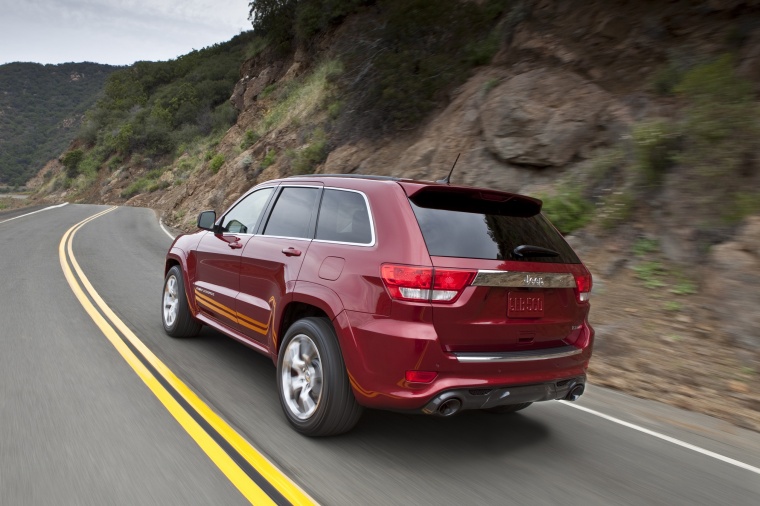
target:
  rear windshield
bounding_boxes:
[410,201,580,264]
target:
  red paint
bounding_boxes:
[166,176,594,412]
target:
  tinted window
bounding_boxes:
[316,189,372,244]
[221,187,274,234]
[410,201,580,264]
[263,187,320,239]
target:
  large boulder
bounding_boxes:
[480,68,618,167]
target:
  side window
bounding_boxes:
[221,187,274,234]
[315,189,372,244]
[263,187,320,239]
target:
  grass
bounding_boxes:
[258,60,342,136]
[633,261,667,289]
[664,301,683,312]
[633,238,659,256]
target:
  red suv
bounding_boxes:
[162,175,593,436]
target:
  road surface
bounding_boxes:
[1,203,759,505]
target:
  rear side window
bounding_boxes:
[315,189,373,245]
[264,187,320,239]
[410,201,580,264]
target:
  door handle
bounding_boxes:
[228,241,243,249]
[282,247,302,257]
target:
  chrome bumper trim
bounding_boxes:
[454,346,582,363]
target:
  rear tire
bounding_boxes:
[484,402,532,414]
[162,265,201,338]
[277,317,362,436]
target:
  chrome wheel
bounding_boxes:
[281,333,323,420]
[163,274,179,328]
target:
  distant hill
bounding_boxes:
[0,62,119,186]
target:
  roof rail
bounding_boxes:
[286,174,401,181]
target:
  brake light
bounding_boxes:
[574,272,592,303]
[381,264,475,303]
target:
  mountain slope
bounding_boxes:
[0,62,119,186]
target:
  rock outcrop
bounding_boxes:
[706,216,760,356]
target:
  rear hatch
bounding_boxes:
[401,183,591,353]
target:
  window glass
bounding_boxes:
[410,201,580,264]
[263,187,320,239]
[316,189,372,244]
[221,187,274,234]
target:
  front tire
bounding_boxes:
[162,265,201,338]
[277,317,362,436]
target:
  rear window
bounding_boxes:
[410,201,580,264]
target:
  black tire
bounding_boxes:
[277,317,362,436]
[162,265,201,338]
[484,402,532,414]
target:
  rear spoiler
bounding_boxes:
[399,182,542,217]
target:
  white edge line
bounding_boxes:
[159,219,176,240]
[560,401,760,476]
[0,202,68,224]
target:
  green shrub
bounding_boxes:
[209,154,225,173]
[539,187,594,235]
[675,55,759,223]
[289,129,328,175]
[240,129,260,149]
[260,149,277,170]
[632,120,677,187]
[121,180,144,199]
[61,149,84,178]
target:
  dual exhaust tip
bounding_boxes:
[433,383,585,417]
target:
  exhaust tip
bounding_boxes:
[438,398,462,417]
[565,384,585,402]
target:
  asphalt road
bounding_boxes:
[2,203,759,505]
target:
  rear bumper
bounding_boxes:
[334,310,594,411]
[422,376,585,415]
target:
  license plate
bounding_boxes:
[508,292,544,318]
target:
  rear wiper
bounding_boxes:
[513,245,560,258]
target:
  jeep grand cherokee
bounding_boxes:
[162,175,593,436]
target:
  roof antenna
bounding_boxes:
[437,153,460,185]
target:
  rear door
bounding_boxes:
[403,185,590,353]
[236,184,322,347]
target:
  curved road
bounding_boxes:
[1,204,759,505]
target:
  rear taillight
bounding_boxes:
[574,272,592,303]
[381,264,475,303]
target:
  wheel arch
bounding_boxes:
[164,248,198,315]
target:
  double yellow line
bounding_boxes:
[59,206,316,506]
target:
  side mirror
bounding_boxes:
[197,210,217,231]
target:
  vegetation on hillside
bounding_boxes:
[52,31,260,194]
[0,62,118,186]
[541,54,760,239]
[249,0,514,134]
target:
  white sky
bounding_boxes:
[0,0,252,66]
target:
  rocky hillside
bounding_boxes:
[0,62,119,186]
[30,0,760,429]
